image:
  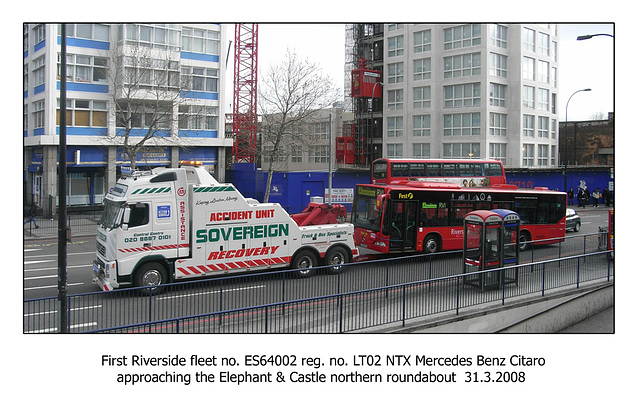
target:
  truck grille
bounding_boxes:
[97,241,106,257]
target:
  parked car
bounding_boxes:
[566,208,581,232]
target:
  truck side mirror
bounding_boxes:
[122,207,131,230]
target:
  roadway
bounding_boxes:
[23,205,612,332]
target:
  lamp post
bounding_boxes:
[564,88,591,192]
[577,33,614,40]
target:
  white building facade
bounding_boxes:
[23,24,231,214]
[373,24,559,168]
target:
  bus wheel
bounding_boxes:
[325,246,349,274]
[292,250,317,278]
[519,231,531,251]
[135,262,167,294]
[423,234,440,254]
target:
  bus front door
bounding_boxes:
[389,200,419,252]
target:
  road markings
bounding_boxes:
[26,322,98,334]
[24,305,103,317]
[157,285,265,300]
[25,264,93,273]
[24,282,84,291]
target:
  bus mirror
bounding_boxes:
[376,194,388,210]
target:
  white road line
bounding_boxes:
[157,285,265,300]
[24,305,103,317]
[25,264,93,272]
[24,282,84,291]
[27,322,98,334]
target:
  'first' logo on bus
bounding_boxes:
[398,192,414,199]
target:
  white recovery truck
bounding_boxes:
[93,163,359,292]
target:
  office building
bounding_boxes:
[342,23,560,169]
[23,24,230,215]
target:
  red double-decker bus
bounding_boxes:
[371,158,506,186]
[351,181,566,254]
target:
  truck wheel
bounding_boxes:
[292,250,317,278]
[135,262,168,294]
[423,234,440,254]
[325,246,349,274]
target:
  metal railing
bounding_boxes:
[84,251,613,334]
[23,212,101,237]
[24,234,613,333]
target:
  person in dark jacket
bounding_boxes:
[24,203,39,228]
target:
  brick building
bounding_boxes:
[559,112,614,166]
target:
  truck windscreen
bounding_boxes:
[99,199,125,230]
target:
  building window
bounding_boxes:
[538,60,549,84]
[57,99,108,127]
[62,24,110,41]
[523,27,535,52]
[308,145,329,163]
[444,53,481,78]
[413,29,431,53]
[387,143,403,158]
[523,115,535,137]
[33,56,46,86]
[522,86,535,109]
[551,119,557,139]
[388,35,404,57]
[413,114,431,137]
[59,54,108,84]
[387,116,403,137]
[552,41,558,62]
[523,56,535,80]
[444,83,481,108]
[413,86,431,108]
[537,144,549,166]
[551,145,557,166]
[413,143,430,158]
[489,53,507,77]
[291,145,302,163]
[33,24,46,46]
[522,144,535,166]
[552,67,557,88]
[181,27,220,54]
[413,58,431,80]
[387,62,404,84]
[444,113,481,136]
[537,116,549,138]
[444,143,480,158]
[181,66,218,93]
[489,113,507,136]
[538,88,549,111]
[32,100,45,129]
[444,24,481,50]
[489,143,507,163]
[538,32,550,56]
[388,89,403,110]
[490,24,508,48]
[178,105,218,130]
[489,83,506,107]
[120,24,180,51]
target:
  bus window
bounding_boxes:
[426,163,441,176]
[372,160,388,180]
[515,200,536,224]
[410,163,426,177]
[392,163,410,177]
[443,163,458,176]
[536,202,549,224]
[451,201,473,226]
[486,163,503,176]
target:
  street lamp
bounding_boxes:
[564,88,592,192]
[577,33,614,40]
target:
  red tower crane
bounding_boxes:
[232,24,259,163]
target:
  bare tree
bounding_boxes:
[105,45,195,170]
[259,49,340,203]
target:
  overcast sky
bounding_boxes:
[234,23,614,122]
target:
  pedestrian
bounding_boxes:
[603,188,612,207]
[584,187,590,206]
[592,187,601,207]
[24,202,39,228]
[568,188,575,206]
[577,188,586,208]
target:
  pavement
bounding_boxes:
[558,306,613,333]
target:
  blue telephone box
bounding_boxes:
[463,209,520,290]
